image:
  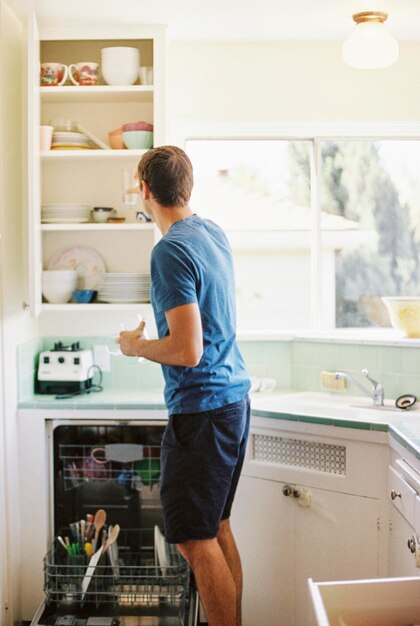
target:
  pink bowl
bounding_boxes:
[122,121,154,132]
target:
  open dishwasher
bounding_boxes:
[30,421,199,626]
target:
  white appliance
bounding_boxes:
[37,341,94,394]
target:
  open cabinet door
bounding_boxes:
[27,11,42,316]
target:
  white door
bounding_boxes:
[232,475,296,626]
[294,488,381,626]
[388,506,420,578]
[27,11,42,316]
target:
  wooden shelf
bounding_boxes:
[40,85,154,103]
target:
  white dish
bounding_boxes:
[41,217,91,224]
[47,245,106,290]
[154,525,168,575]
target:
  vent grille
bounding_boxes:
[252,434,346,475]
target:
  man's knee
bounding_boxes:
[217,518,232,538]
[176,537,218,567]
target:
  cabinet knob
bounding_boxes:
[391,490,402,500]
[283,485,293,497]
[408,534,417,553]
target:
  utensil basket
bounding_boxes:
[44,528,190,621]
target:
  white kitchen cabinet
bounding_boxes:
[388,505,420,577]
[231,417,389,626]
[27,15,166,316]
[387,462,420,577]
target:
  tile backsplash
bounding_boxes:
[293,340,420,400]
[17,335,420,402]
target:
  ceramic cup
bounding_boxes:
[39,125,54,150]
[138,66,153,85]
[69,62,99,86]
[40,63,68,86]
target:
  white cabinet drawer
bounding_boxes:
[415,495,420,534]
[389,465,416,527]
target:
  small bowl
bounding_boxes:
[72,289,96,304]
[122,130,153,150]
[122,121,154,132]
[108,128,125,150]
[382,297,420,338]
[92,208,115,223]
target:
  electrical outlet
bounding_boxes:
[320,371,347,391]
[93,344,111,373]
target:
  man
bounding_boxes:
[118,145,251,626]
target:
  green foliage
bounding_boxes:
[288,140,420,327]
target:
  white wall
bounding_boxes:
[37,39,420,341]
[167,40,420,124]
[0,2,38,623]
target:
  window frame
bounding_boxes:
[171,122,420,341]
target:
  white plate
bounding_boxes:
[97,296,149,303]
[41,217,90,224]
[48,245,106,289]
[154,525,168,575]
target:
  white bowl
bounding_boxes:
[101,47,140,56]
[102,66,138,86]
[381,297,420,337]
[42,271,77,303]
[42,285,75,304]
[92,209,114,223]
[42,270,78,284]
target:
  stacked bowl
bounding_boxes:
[42,270,78,304]
[101,47,140,86]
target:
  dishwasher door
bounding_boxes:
[29,420,199,626]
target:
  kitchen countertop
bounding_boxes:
[18,389,420,460]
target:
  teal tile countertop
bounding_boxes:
[18,389,420,460]
[250,391,420,460]
[18,389,166,410]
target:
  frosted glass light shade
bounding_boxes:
[343,20,399,69]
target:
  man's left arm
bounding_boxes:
[117,302,203,367]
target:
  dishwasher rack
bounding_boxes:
[59,443,161,491]
[43,528,192,624]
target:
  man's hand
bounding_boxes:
[117,320,147,356]
[113,303,203,366]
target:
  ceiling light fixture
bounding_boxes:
[342,11,399,69]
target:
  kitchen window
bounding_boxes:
[185,132,420,334]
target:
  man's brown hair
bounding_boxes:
[138,145,194,207]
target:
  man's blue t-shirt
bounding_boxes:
[150,215,250,415]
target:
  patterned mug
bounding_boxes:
[69,62,99,86]
[40,62,68,86]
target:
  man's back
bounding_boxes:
[151,215,250,414]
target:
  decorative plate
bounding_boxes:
[47,245,106,289]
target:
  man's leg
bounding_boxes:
[177,538,236,626]
[217,519,243,626]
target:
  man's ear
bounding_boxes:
[141,179,152,199]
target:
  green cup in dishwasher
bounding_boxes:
[134,458,160,485]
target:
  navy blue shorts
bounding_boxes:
[160,395,250,544]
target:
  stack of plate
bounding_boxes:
[41,204,91,223]
[51,131,92,150]
[97,273,150,303]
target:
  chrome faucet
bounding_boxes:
[334,369,384,406]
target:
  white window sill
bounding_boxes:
[237,328,420,347]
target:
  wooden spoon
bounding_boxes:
[93,508,107,552]
[103,524,120,552]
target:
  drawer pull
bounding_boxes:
[391,490,402,500]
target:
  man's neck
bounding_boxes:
[154,204,194,235]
